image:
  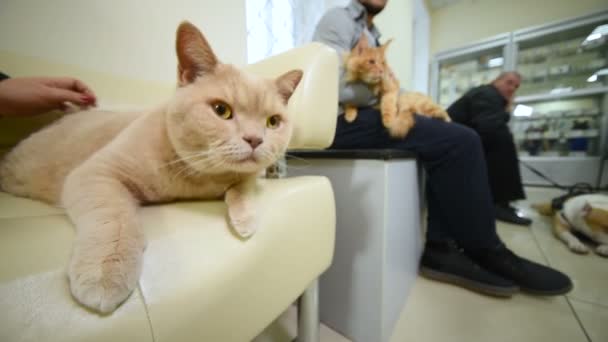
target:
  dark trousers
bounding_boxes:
[478,128,526,204]
[330,107,502,250]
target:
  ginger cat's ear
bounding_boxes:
[275,70,303,104]
[176,21,219,86]
[354,34,369,54]
[380,38,394,52]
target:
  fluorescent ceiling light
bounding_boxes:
[587,74,598,82]
[585,33,603,42]
[513,104,533,117]
[583,24,608,44]
[487,57,504,68]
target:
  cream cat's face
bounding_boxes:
[166,22,302,175]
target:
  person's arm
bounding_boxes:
[468,88,510,133]
[0,76,97,117]
[312,10,377,107]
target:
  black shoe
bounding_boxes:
[420,240,519,297]
[495,204,532,226]
[470,245,573,296]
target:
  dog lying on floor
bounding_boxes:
[534,193,608,257]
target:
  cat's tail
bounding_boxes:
[532,202,555,216]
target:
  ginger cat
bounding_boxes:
[343,34,450,138]
[0,22,303,313]
[534,194,608,257]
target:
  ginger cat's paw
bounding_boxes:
[344,105,358,123]
[380,95,398,129]
[382,111,394,128]
[68,249,142,313]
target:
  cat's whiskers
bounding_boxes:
[159,150,214,170]
[163,140,227,179]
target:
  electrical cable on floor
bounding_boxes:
[519,160,601,210]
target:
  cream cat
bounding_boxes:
[343,34,450,138]
[0,22,303,313]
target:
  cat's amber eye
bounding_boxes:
[212,101,233,120]
[266,115,282,129]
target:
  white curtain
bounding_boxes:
[246,0,325,63]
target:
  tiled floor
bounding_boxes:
[256,187,607,342]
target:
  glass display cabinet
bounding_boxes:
[431,11,608,187]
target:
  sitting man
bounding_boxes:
[313,0,571,296]
[448,71,532,226]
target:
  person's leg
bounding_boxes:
[480,127,526,204]
[480,127,531,225]
[332,109,518,295]
[332,108,501,248]
[389,115,503,249]
[330,107,572,296]
[334,108,502,247]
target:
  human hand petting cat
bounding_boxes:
[0,76,97,116]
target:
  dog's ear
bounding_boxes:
[582,202,592,217]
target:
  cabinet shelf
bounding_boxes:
[515,86,608,103]
[512,112,602,121]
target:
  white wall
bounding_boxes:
[0,0,247,83]
[412,0,431,93]
[375,0,414,89]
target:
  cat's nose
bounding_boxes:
[243,136,263,149]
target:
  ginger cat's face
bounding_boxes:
[345,34,392,84]
[166,23,302,175]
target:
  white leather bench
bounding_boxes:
[0,42,339,342]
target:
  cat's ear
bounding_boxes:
[275,70,303,104]
[380,38,394,52]
[176,21,219,86]
[354,34,369,54]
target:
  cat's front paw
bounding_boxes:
[68,252,141,313]
[595,245,608,257]
[344,106,358,123]
[229,209,259,238]
[567,240,590,254]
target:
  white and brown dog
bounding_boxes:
[535,194,608,257]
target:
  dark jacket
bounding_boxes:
[447,84,510,134]
[448,84,524,203]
